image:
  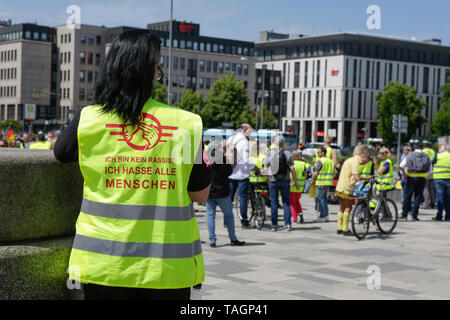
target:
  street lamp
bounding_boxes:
[167,0,173,105]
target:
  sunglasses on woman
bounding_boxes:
[156,65,164,84]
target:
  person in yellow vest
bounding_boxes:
[422,142,437,209]
[314,136,337,167]
[335,145,373,236]
[54,30,211,300]
[359,156,376,210]
[373,147,395,194]
[432,140,450,221]
[290,151,307,224]
[29,133,50,150]
[311,146,334,222]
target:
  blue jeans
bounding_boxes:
[229,178,249,226]
[269,180,291,228]
[317,187,329,218]
[206,197,238,244]
[434,179,450,220]
[402,177,426,219]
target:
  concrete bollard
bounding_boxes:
[0,149,83,299]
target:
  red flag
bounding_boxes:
[5,125,15,143]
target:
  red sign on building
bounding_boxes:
[331,69,339,76]
[316,131,325,137]
[178,22,194,34]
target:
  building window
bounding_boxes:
[80,70,85,82]
[244,64,248,76]
[179,75,184,87]
[87,71,93,83]
[88,35,94,45]
[88,52,93,65]
[423,67,429,94]
[213,44,218,52]
[80,35,86,44]
[353,59,357,88]
[294,62,300,88]
[316,60,321,87]
[180,58,185,70]
[96,35,101,45]
[173,57,178,70]
[80,52,86,64]
[199,77,204,89]
[173,39,178,48]
[411,66,415,87]
[199,60,205,72]
[42,33,47,41]
[225,63,230,73]
[232,63,236,75]
[199,42,204,51]
[206,78,211,89]
[206,43,211,52]
[238,64,242,75]
[79,88,85,100]
[304,61,308,88]
[366,61,370,89]
[213,61,218,73]
[206,61,211,73]
[193,41,198,50]
[219,62,224,73]
[95,53,101,66]
[376,62,380,90]
[180,40,185,49]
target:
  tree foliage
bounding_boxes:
[151,82,167,104]
[431,68,450,136]
[176,89,204,114]
[376,82,426,145]
[0,119,22,133]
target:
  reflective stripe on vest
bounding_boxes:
[290,160,306,193]
[69,99,204,289]
[73,234,202,259]
[433,152,450,180]
[377,159,394,190]
[81,198,194,221]
[316,157,334,187]
[250,154,267,183]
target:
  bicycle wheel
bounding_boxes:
[351,202,370,240]
[376,199,398,234]
[254,195,266,230]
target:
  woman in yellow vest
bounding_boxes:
[54,30,211,300]
[290,151,307,224]
[311,146,334,222]
[373,147,395,193]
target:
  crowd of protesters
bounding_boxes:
[0,130,58,149]
[204,124,449,243]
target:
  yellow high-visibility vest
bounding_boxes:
[433,151,450,180]
[290,160,307,193]
[315,157,334,187]
[377,159,394,190]
[68,98,204,289]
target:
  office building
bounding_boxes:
[0,23,57,131]
[255,32,450,146]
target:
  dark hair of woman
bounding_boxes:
[94,29,161,125]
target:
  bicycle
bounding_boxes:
[351,177,399,240]
[233,175,268,230]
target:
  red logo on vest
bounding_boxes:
[106,113,178,151]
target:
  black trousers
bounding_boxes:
[83,283,191,300]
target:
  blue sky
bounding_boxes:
[2,0,450,45]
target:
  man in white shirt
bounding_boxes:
[228,124,253,228]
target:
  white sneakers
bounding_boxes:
[314,216,330,223]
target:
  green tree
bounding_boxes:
[151,82,167,104]
[376,82,426,145]
[256,106,278,129]
[0,119,22,133]
[201,73,278,129]
[176,89,204,114]
[431,68,450,136]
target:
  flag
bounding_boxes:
[5,125,15,143]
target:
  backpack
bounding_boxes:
[406,151,431,172]
[274,149,289,178]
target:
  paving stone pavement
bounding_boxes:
[194,194,450,300]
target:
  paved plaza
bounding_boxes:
[195,195,450,300]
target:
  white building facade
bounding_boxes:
[255,33,450,146]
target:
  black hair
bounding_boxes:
[37,133,45,142]
[94,29,161,125]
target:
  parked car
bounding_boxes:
[303,142,341,158]
[341,145,356,156]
